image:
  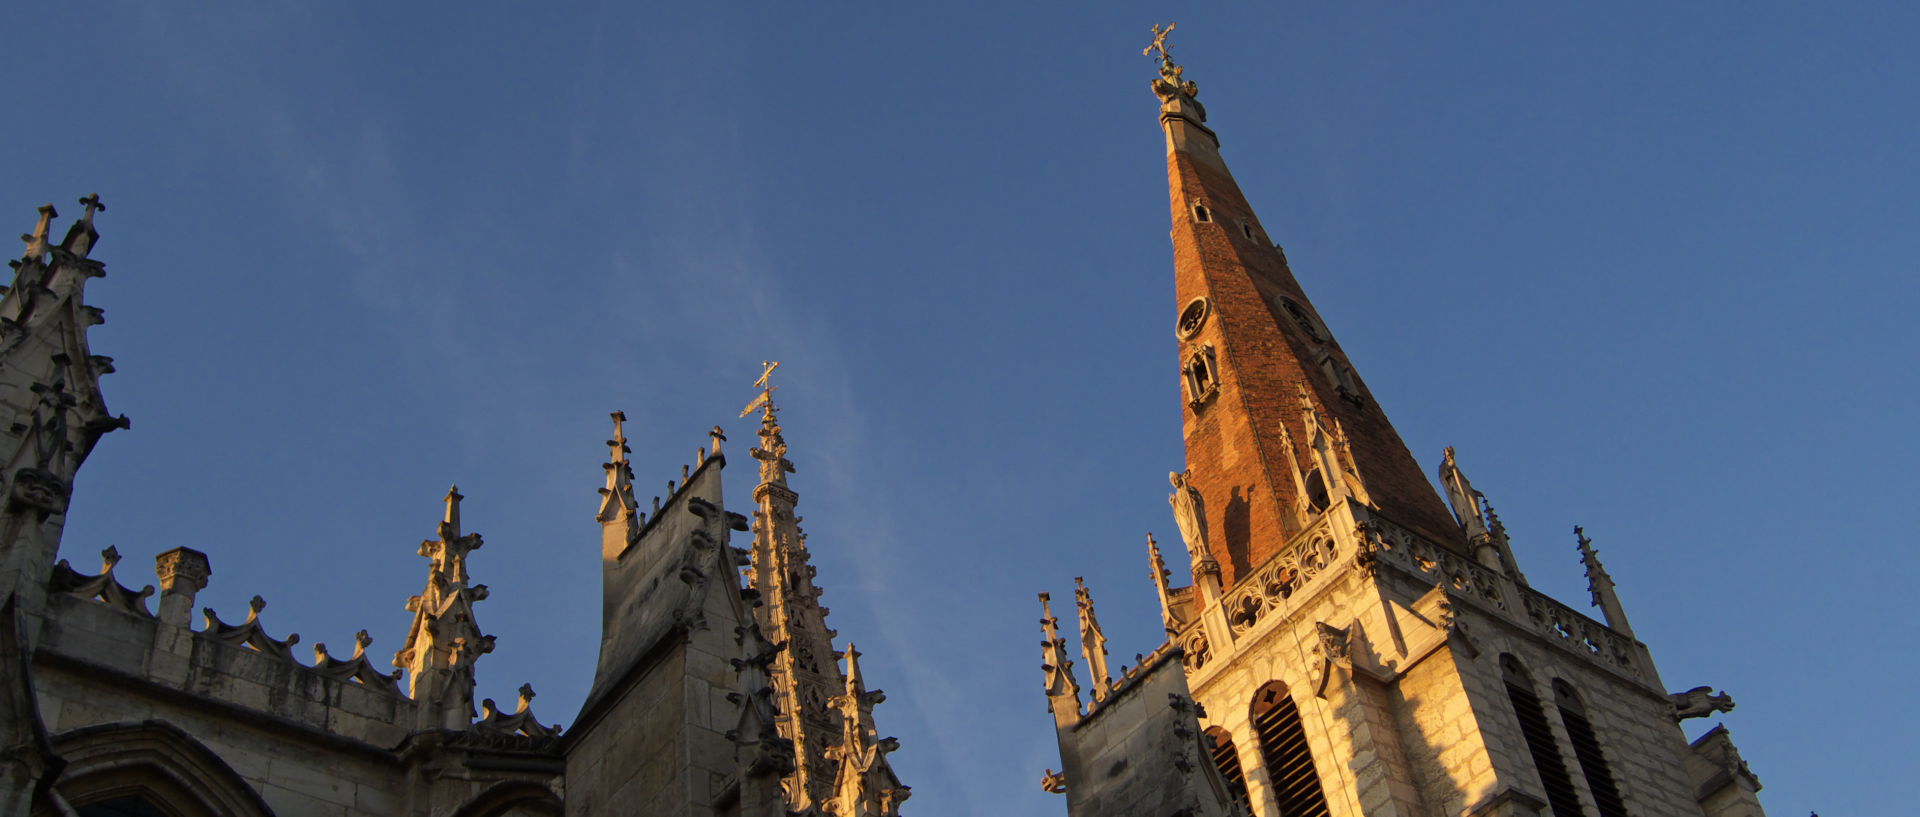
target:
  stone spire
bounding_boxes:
[1576,526,1633,637]
[0,200,127,617]
[1147,533,1180,636]
[741,361,847,811]
[597,410,641,557]
[825,645,910,817]
[394,486,495,730]
[1153,27,1467,590]
[1039,592,1082,728]
[1073,577,1112,701]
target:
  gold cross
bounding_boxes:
[753,360,781,390]
[1143,21,1177,62]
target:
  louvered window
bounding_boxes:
[1556,681,1627,817]
[1251,682,1331,817]
[1502,656,1581,817]
[1205,726,1253,813]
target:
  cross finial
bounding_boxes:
[77,194,105,223]
[1144,21,1177,63]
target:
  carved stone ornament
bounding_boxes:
[1176,297,1210,340]
[9,467,68,515]
[1040,768,1066,795]
[1669,686,1735,721]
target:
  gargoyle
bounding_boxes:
[1668,686,1735,721]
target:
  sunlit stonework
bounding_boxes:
[1031,25,1768,817]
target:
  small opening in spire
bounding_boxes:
[1303,468,1331,514]
[1192,201,1212,223]
[1240,220,1254,240]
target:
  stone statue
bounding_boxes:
[1168,470,1210,564]
[1439,447,1489,539]
[1669,686,1735,721]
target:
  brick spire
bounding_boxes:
[742,363,848,811]
[1152,31,1466,588]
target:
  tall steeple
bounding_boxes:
[1151,27,1464,587]
[742,362,856,811]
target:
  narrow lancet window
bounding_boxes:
[1184,346,1221,407]
[1555,680,1627,817]
[1251,681,1331,817]
[1502,656,1582,817]
[1205,726,1254,814]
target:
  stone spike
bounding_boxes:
[1073,577,1111,699]
[1576,525,1633,637]
[1038,592,1082,726]
[1147,533,1179,636]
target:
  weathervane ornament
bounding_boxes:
[740,360,781,419]
[1144,21,1199,102]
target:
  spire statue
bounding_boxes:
[1168,470,1214,578]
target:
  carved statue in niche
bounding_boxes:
[1168,470,1210,566]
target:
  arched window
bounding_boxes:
[76,797,171,817]
[1555,680,1626,817]
[1250,681,1330,817]
[51,721,275,817]
[1203,726,1253,814]
[1501,656,1580,817]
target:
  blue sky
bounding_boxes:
[9,3,1915,814]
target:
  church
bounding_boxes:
[0,29,1767,817]
[1030,27,1766,817]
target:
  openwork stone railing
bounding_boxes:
[1173,507,1645,684]
[1218,515,1341,638]
[1362,516,1641,679]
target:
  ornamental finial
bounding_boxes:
[1145,22,1199,102]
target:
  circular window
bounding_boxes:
[1176,297,1211,340]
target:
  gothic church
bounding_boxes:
[1032,29,1767,817]
[0,201,904,813]
[0,30,1770,817]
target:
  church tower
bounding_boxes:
[1038,28,1767,817]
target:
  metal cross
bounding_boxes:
[1143,21,1177,62]
[753,360,781,390]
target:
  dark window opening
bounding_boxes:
[77,797,171,817]
[1205,726,1254,814]
[1251,682,1331,817]
[1193,202,1213,223]
[1556,681,1627,817]
[1503,656,1582,817]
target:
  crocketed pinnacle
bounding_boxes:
[742,362,849,811]
[827,645,910,817]
[395,487,495,730]
[1576,526,1633,637]
[597,411,638,524]
[1038,591,1081,727]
